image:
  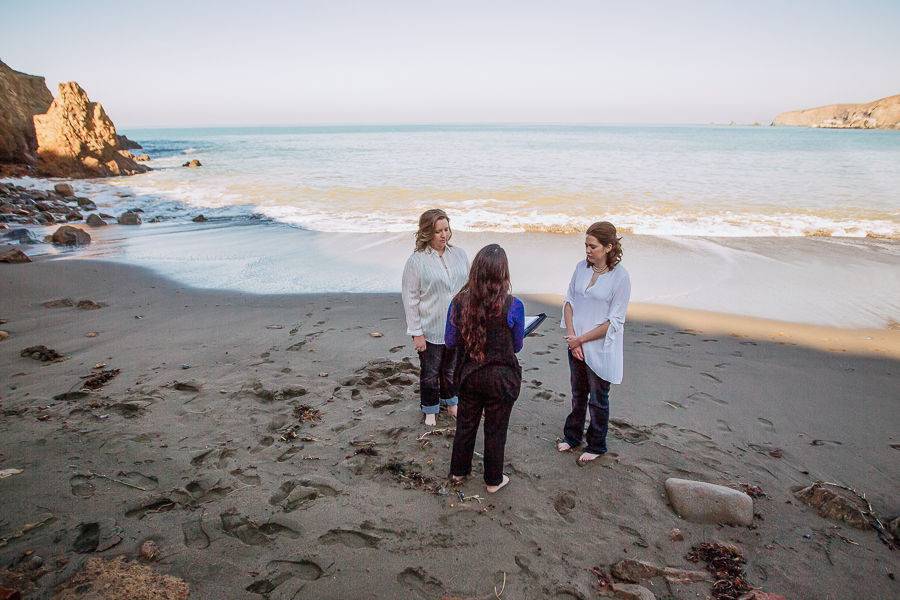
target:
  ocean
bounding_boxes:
[5,124,900,327]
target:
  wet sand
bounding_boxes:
[1,258,898,599]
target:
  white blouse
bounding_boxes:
[401,245,469,344]
[560,261,631,384]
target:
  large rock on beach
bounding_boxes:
[34,82,151,178]
[117,211,142,225]
[664,478,754,526]
[4,228,41,244]
[86,213,107,227]
[54,182,74,197]
[50,225,91,246]
[773,93,900,129]
[76,197,96,210]
[0,60,54,170]
[0,246,31,263]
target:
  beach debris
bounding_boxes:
[191,214,207,222]
[82,368,120,390]
[139,540,160,562]
[738,483,766,499]
[353,446,378,457]
[793,481,894,547]
[669,528,684,542]
[665,478,754,526]
[20,345,64,361]
[52,557,189,600]
[686,542,752,600]
[293,403,322,423]
[117,211,142,225]
[0,515,55,549]
[494,571,507,598]
[0,331,8,341]
[50,225,91,245]
[736,592,787,600]
[0,248,31,263]
[182,159,202,167]
[610,559,709,585]
[416,427,456,442]
[76,299,105,310]
[380,460,441,493]
[767,448,783,458]
[0,468,23,479]
[42,297,74,308]
[591,566,612,592]
[171,380,202,392]
[266,324,283,329]
[369,331,383,337]
[318,371,329,377]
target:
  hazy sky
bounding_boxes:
[2,0,898,127]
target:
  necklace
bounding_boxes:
[591,263,609,274]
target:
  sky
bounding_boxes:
[2,0,899,127]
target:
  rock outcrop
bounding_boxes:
[773,94,900,129]
[34,82,151,177]
[116,134,142,150]
[0,60,54,171]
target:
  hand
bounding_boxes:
[412,335,427,353]
[564,334,582,350]
[572,345,585,361]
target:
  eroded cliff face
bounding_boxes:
[34,82,150,177]
[0,60,54,168]
[773,94,900,129]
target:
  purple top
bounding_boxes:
[444,296,525,353]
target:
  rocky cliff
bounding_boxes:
[34,82,150,177]
[0,60,53,169]
[773,94,900,129]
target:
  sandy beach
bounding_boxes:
[1,257,897,599]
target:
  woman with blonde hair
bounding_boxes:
[557,221,631,463]
[401,209,469,427]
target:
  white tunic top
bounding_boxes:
[401,245,469,344]
[560,261,631,384]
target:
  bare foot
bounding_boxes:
[424,413,436,427]
[449,475,466,484]
[578,451,601,464]
[486,474,510,494]
[557,441,573,452]
[447,405,458,418]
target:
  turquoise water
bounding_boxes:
[99,124,900,237]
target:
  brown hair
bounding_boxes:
[453,244,511,363]
[414,209,452,252]
[586,221,623,269]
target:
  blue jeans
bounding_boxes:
[419,342,459,414]
[563,350,611,454]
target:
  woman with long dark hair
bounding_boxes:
[557,221,631,463]
[445,244,524,493]
[401,209,469,427]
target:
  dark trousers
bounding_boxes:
[563,351,611,454]
[418,342,457,411]
[450,381,515,486]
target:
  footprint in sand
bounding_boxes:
[532,391,553,402]
[716,419,733,432]
[687,391,728,406]
[220,510,300,546]
[666,360,691,368]
[700,372,722,383]
[182,516,210,549]
[389,345,405,353]
[246,559,324,595]
[553,491,577,522]
[70,474,96,498]
[318,528,381,548]
[397,567,444,598]
[533,350,550,355]
[757,417,775,431]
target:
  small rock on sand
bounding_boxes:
[0,330,9,341]
[86,213,107,227]
[51,225,91,246]
[0,247,31,263]
[191,214,207,222]
[665,478,754,526]
[609,582,656,600]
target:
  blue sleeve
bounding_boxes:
[445,301,459,348]
[508,297,525,353]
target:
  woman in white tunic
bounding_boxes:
[401,209,470,427]
[556,221,631,463]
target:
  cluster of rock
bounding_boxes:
[0,181,156,262]
[0,60,150,177]
[773,93,900,129]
